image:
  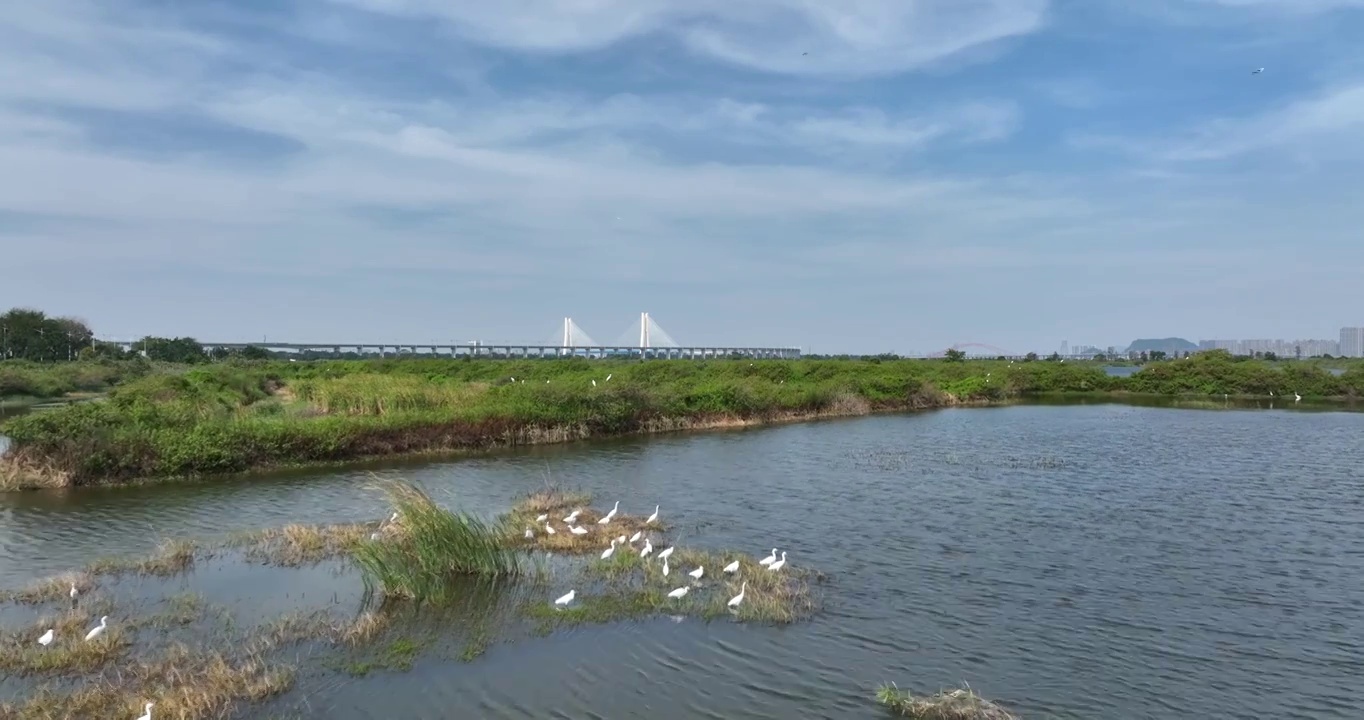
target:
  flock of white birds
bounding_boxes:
[34,587,155,719]
[535,502,789,613]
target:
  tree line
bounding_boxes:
[1,307,268,364]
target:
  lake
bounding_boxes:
[2,403,1363,718]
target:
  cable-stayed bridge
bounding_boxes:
[107,313,800,360]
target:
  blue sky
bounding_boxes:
[2,0,1362,355]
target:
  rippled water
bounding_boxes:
[4,404,1364,718]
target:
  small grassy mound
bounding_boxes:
[876,684,1019,720]
[503,488,665,555]
[0,571,95,604]
[229,522,373,566]
[0,612,131,676]
[85,539,197,577]
[350,478,522,602]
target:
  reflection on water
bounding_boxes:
[3,405,1364,718]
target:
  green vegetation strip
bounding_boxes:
[2,352,1362,488]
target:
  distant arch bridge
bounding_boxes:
[926,342,1017,359]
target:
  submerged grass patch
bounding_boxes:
[876,683,1019,720]
[0,611,131,676]
[0,570,95,604]
[229,522,373,566]
[85,538,198,577]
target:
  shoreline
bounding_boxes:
[4,389,1358,492]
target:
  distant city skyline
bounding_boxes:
[4,2,1364,353]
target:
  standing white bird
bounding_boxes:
[616,534,627,545]
[646,505,659,524]
[535,513,548,523]
[545,523,556,535]
[1295,392,1302,402]
[69,583,78,601]
[569,525,588,535]
[640,538,654,558]
[509,377,515,383]
[667,586,690,599]
[601,538,619,559]
[84,616,108,641]
[728,582,747,608]
[563,509,581,523]
[524,527,534,539]
[38,628,54,646]
[605,374,612,382]
[722,559,740,573]
[597,501,620,524]
[657,546,675,561]
[759,548,778,566]
[662,558,670,576]
[591,379,597,387]
[629,530,643,543]
[136,702,154,720]
[688,566,704,580]
[768,551,787,571]
[554,590,576,607]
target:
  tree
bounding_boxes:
[0,307,95,362]
[1046,352,1062,362]
[1149,350,1167,361]
[943,348,967,362]
[137,336,208,364]
[1024,352,1038,362]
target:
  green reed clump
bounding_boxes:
[0,359,150,400]
[875,683,1019,720]
[350,479,522,603]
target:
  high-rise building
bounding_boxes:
[1341,327,1364,358]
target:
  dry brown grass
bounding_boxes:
[876,684,1019,720]
[228,523,372,566]
[0,611,130,676]
[255,608,392,648]
[85,538,198,577]
[0,570,95,604]
[504,490,666,555]
[1,644,296,720]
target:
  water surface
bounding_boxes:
[3,404,1364,718]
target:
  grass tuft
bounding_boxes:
[0,612,131,676]
[229,523,372,566]
[0,571,95,604]
[876,683,1019,720]
[349,478,522,602]
[503,488,666,555]
[85,538,197,577]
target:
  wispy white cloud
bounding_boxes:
[329,0,1050,77]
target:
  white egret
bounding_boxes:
[768,551,787,571]
[38,628,54,646]
[601,538,619,559]
[629,530,643,543]
[759,548,778,566]
[84,616,108,641]
[616,534,627,545]
[662,558,670,576]
[563,509,581,523]
[509,377,515,382]
[605,374,612,381]
[688,566,704,580]
[1295,392,1302,402]
[597,501,619,524]
[524,527,534,539]
[554,590,576,607]
[646,505,659,524]
[535,513,548,523]
[591,379,597,387]
[722,559,740,574]
[136,702,154,720]
[545,524,556,535]
[667,586,689,599]
[728,582,747,608]
[569,525,588,535]
[657,546,675,561]
[389,512,399,524]
[370,531,381,541]
[640,538,654,558]
[69,583,78,601]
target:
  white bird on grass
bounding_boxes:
[569,525,588,535]
[657,546,675,561]
[646,505,659,524]
[629,530,643,543]
[688,566,704,580]
[524,527,534,539]
[722,559,740,573]
[759,548,778,566]
[1295,392,1302,402]
[535,513,548,523]
[728,582,747,609]
[640,538,654,558]
[768,552,787,572]
[38,628,54,646]
[591,379,597,387]
[136,702,154,720]
[616,534,627,545]
[605,374,612,382]
[545,524,556,535]
[597,501,620,524]
[563,509,581,523]
[601,538,619,559]
[554,590,576,607]
[662,558,670,576]
[69,583,78,601]
[667,586,689,599]
[84,616,108,641]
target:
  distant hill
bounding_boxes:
[1125,337,1198,354]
